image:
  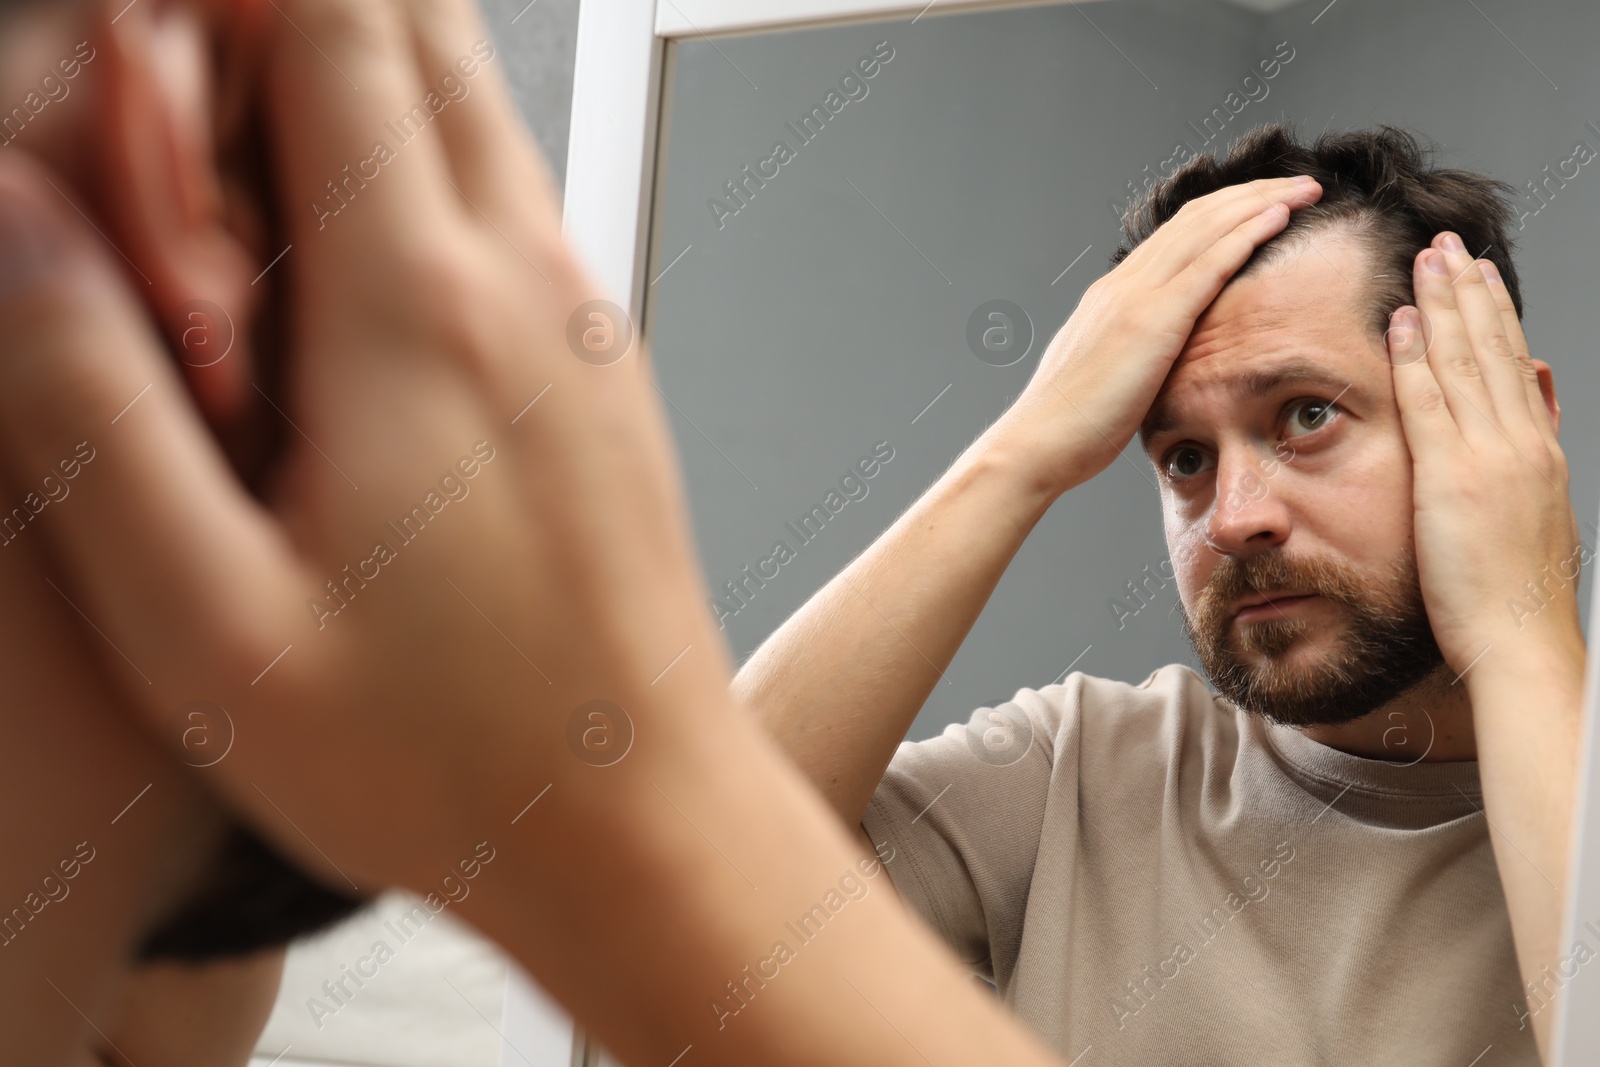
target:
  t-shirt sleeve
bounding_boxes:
[860,684,1066,983]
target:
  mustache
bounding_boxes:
[1193,550,1369,624]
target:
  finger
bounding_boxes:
[95,1,261,426]
[398,0,560,218]
[1120,177,1321,281]
[1412,246,1498,446]
[1163,198,1296,308]
[264,0,458,252]
[0,152,302,709]
[1122,177,1318,278]
[1431,236,1537,439]
[1476,256,1556,446]
[1387,305,1462,464]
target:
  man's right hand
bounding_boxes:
[990,176,1322,498]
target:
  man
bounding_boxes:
[735,123,1586,1065]
[0,4,363,1063]
[0,1,1080,1065]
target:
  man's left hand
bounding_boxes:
[1388,232,1585,682]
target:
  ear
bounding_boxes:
[93,0,260,423]
[1532,358,1560,436]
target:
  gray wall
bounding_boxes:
[494,0,1598,744]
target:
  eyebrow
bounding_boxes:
[1140,357,1358,451]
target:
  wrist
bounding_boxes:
[970,419,1078,519]
[1465,624,1587,711]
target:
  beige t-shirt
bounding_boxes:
[862,664,1537,1065]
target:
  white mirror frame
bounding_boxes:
[559,0,1071,325]
[505,2,1600,1064]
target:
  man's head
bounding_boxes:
[1117,123,1526,328]
[1123,123,1556,728]
[0,6,363,1058]
[133,824,368,963]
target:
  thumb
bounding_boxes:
[0,151,303,712]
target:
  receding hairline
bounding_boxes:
[1233,210,1401,341]
[1112,123,1527,331]
[1138,230,1382,452]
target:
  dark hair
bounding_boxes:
[1112,123,1524,338]
[135,824,368,963]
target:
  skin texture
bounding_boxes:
[0,2,1078,1066]
[733,188,1585,1060]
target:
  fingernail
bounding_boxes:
[1385,315,1406,348]
[1440,232,1466,252]
[0,176,64,304]
[1292,175,1318,185]
[1479,259,1503,285]
[1425,250,1449,275]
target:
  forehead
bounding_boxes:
[1142,234,1385,441]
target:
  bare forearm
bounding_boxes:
[466,682,1064,1067]
[732,428,1057,822]
[1469,635,1588,1059]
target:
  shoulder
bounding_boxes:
[1002,663,1233,757]
[886,664,1237,780]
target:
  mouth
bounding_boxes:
[1231,592,1319,624]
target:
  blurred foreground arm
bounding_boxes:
[0,0,1067,1064]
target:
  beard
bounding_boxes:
[1178,546,1447,727]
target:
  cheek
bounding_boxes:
[1162,509,1216,606]
[1252,430,1415,591]
[1317,428,1417,558]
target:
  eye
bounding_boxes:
[1284,397,1340,437]
[1162,445,1216,481]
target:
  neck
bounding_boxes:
[1295,666,1478,762]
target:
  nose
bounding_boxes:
[1205,447,1292,556]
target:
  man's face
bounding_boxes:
[1140,231,1446,726]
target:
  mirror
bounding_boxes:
[647,0,1596,738]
